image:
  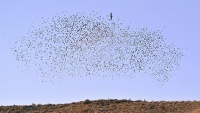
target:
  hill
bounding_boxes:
[1,99,200,113]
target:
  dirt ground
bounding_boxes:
[1,99,200,113]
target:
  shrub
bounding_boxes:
[121,99,128,101]
[83,99,91,104]
[160,105,167,110]
[149,105,155,109]
[135,99,143,102]
[32,103,36,106]
[37,103,42,106]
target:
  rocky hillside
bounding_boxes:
[1,99,200,113]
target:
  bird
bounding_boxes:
[11,11,184,85]
[110,12,113,20]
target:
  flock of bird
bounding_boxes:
[11,11,185,84]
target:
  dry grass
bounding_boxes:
[1,99,200,113]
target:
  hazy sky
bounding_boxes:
[0,0,200,105]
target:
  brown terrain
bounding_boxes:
[1,99,200,113]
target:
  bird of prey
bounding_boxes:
[110,12,113,20]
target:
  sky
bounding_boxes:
[0,0,200,106]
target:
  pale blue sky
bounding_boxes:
[0,0,200,105]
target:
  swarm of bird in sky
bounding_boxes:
[11,11,185,84]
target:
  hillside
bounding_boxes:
[1,99,200,113]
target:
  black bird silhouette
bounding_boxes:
[110,12,113,20]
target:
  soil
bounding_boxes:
[1,99,200,113]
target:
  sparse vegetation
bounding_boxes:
[1,99,200,113]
